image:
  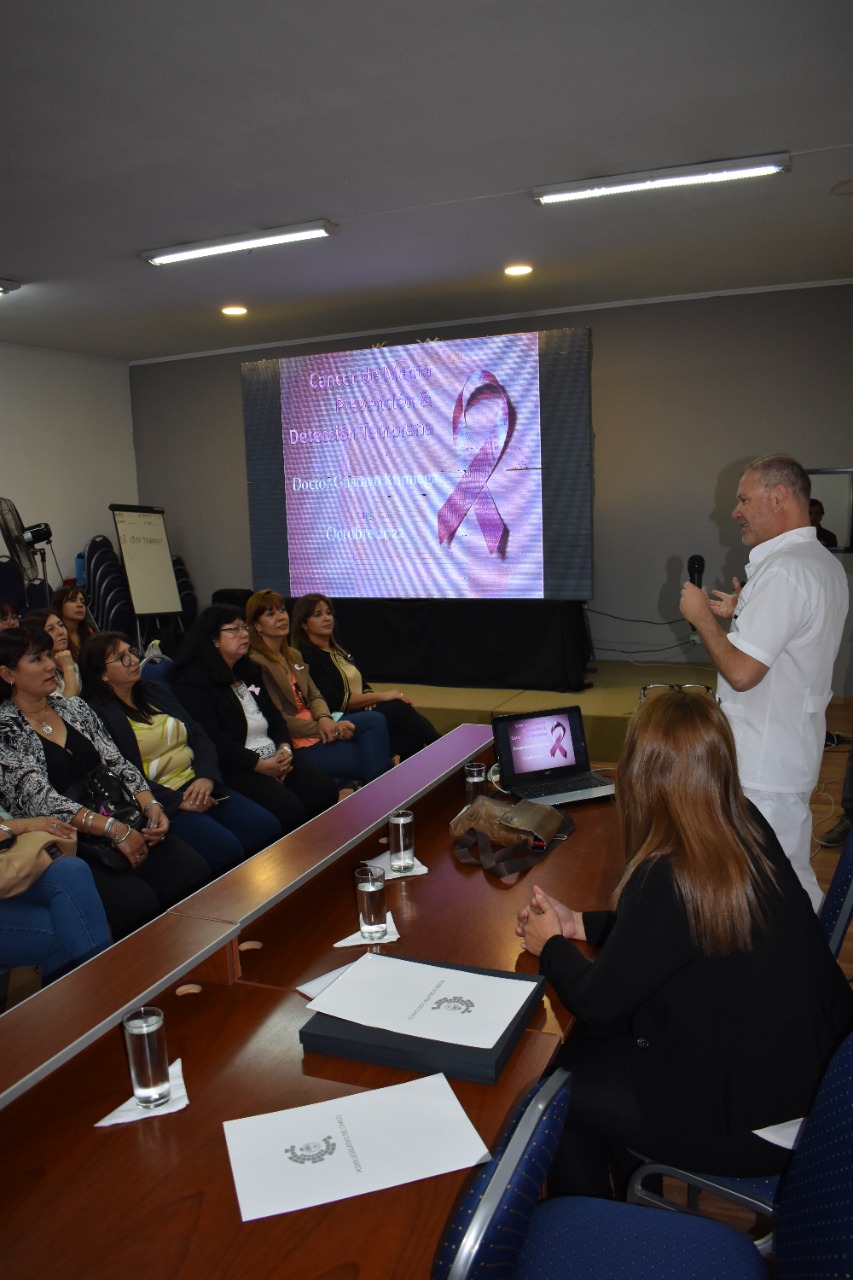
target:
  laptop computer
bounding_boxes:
[491,705,615,805]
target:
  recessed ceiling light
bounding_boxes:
[143,220,338,266]
[504,264,533,276]
[221,305,248,316]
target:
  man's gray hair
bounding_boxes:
[746,454,811,505]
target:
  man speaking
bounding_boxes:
[680,454,848,909]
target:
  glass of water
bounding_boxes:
[388,809,415,873]
[355,865,387,940]
[464,762,487,805]
[122,1006,171,1108]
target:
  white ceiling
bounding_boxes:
[2,0,852,363]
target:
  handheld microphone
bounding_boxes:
[687,554,705,589]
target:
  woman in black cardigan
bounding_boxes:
[79,633,281,873]
[516,686,853,1200]
[290,593,439,761]
[171,605,338,833]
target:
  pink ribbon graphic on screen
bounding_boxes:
[438,369,514,555]
[550,721,568,759]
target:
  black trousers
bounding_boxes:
[222,754,338,833]
[83,833,210,941]
[549,1026,790,1200]
[377,699,439,761]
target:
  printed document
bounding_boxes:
[306,951,534,1049]
[223,1073,489,1220]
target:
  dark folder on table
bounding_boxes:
[299,957,545,1085]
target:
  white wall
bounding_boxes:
[0,342,138,590]
[128,284,853,693]
[586,287,853,695]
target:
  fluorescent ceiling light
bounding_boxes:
[504,263,533,276]
[532,154,790,204]
[144,220,338,265]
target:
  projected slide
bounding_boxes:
[243,324,592,601]
[280,332,542,599]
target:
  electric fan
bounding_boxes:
[0,497,53,584]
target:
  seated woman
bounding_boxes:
[245,590,390,785]
[515,687,853,1200]
[50,585,95,660]
[24,608,80,695]
[79,633,282,875]
[171,605,338,832]
[290,594,439,761]
[0,810,111,985]
[0,600,21,632]
[0,628,210,941]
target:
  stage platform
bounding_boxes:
[374,658,720,762]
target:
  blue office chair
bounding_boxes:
[626,1031,853,1273]
[140,649,174,684]
[510,1032,853,1278]
[433,1066,766,1279]
[819,819,853,956]
[432,1068,570,1280]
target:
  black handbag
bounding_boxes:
[66,766,145,873]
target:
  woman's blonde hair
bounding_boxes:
[245,590,300,666]
[615,688,774,954]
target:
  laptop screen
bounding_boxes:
[492,705,592,784]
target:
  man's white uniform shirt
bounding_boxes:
[717,527,848,793]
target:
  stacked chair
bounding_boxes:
[83,534,132,634]
[80,534,198,647]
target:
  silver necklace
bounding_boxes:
[22,706,53,736]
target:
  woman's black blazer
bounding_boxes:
[85,681,223,818]
[540,807,853,1134]
[171,658,292,780]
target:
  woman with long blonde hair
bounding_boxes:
[245,590,390,784]
[516,686,853,1199]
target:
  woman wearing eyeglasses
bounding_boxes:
[23,608,81,696]
[171,605,338,833]
[79,633,282,874]
[515,686,853,1200]
[0,627,210,941]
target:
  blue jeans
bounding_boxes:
[297,710,391,783]
[168,786,282,873]
[0,856,111,981]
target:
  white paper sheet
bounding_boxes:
[223,1073,490,1221]
[296,963,354,999]
[364,850,428,879]
[306,951,534,1049]
[752,1117,805,1150]
[333,912,400,947]
[95,1059,188,1126]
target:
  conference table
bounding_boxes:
[0,727,621,1280]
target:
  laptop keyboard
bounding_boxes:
[521,772,609,798]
